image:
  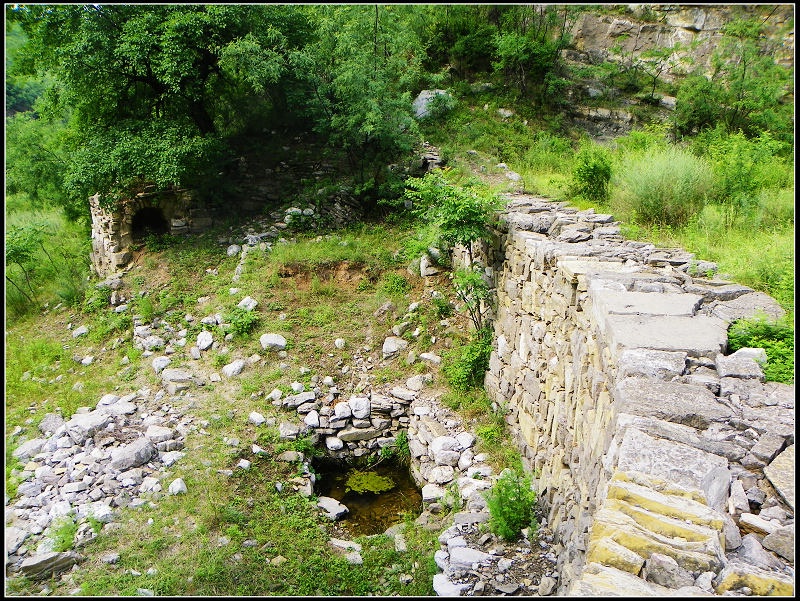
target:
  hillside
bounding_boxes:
[5,3,795,597]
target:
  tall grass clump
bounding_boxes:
[613,145,714,227]
[694,129,794,229]
[5,206,89,321]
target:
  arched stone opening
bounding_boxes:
[89,189,214,278]
[131,206,170,241]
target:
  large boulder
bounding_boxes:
[412,89,452,119]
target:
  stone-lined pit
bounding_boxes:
[311,455,422,537]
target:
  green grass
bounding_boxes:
[5,204,90,319]
[5,63,795,595]
[728,317,795,384]
[4,213,465,595]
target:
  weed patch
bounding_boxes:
[484,468,538,541]
[728,317,794,384]
[441,328,493,391]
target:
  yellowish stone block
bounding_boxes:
[586,536,645,574]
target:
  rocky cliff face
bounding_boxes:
[568,4,794,80]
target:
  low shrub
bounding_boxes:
[728,317,794,384]
[225,307,260,337]
[572,142,612,202]
[49,517,78,552]
[380,273,412,296]
[484,468,538,541]
[395,430,410,466]
[431,295,454,319]
[82,286,112,314]
[442,328,493,392]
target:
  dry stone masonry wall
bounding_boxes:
[454,193,794,595]
[89,189,211,278]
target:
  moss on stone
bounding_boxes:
[345,470,395,494]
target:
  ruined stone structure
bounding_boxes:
[450,193,794,594]
[89,189,213,278]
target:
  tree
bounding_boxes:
[5,21,45,115]
[491,5,575,103]
[5,111,71,213]
[7,4,308,214]
[289,5,428,197]
[403,169,501,265]
[673,17,793,142]
[637,42,694,103]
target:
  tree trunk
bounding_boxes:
[190,99,216,135]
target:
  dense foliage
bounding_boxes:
[484,468,538,541]
[4,4,583,219]
[673,18,793,144]
[728,318,795,384]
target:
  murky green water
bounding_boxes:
[313,457,422,537]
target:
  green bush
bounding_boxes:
[432,295,454,319]
[82,286,112,314]
[442,328,493,392]
[380,273,412,296]
[89,311,132,342]
[613,146,713,227]
[134,295,156,322]
[728,317,794,384]
[572,143,612,202]
[226,307,260,337]
[484,468,538,541]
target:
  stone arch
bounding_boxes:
[131,206,170,241]
[89,188,213,278]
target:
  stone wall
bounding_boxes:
[454,193,794,594]
[89,189,213,278]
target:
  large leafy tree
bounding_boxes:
[289,5,429,196]
[7,4,307,215]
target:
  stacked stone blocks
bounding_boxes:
[453,194,793,595]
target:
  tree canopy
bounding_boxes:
[5,4,794,221]
[7,4,311,213]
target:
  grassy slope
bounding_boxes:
[5,220,524,595]
[421,89,794,318]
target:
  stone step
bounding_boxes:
[606,478,725,530]
[588,507,724,573]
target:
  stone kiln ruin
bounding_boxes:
[89,189,213,278]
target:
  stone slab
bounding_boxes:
[613,427,729,510]
[603,314,728,360]
[593,289,702,317]
[714,559,794,595]
[567,562,676,596]
[589,507,724,573]
[709,292,786,323]
[764,444,794,511]
[613,377,732,429]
